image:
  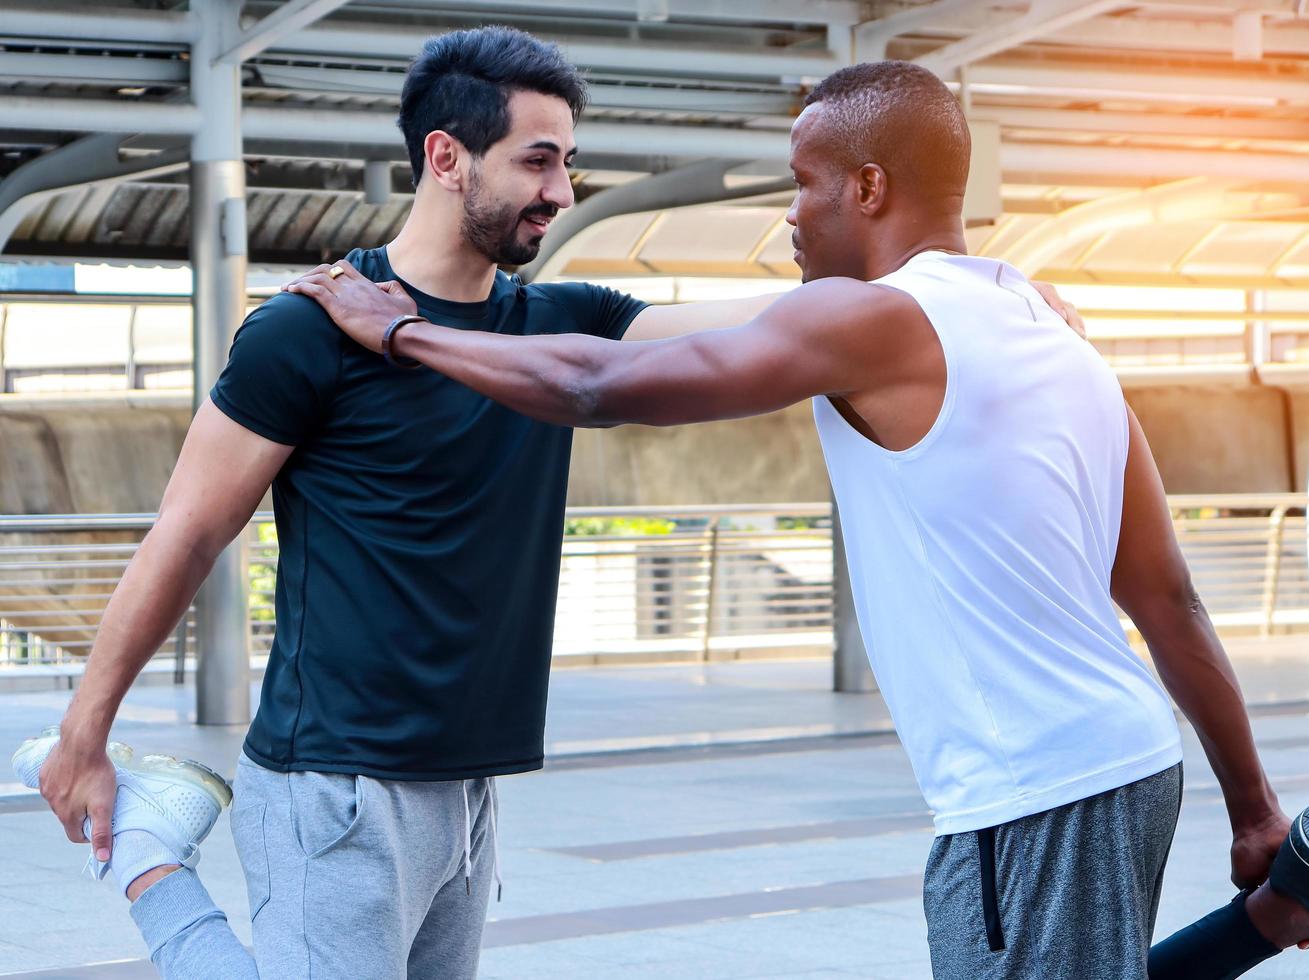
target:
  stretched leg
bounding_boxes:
[131,868,259,979]
[1148,893,1277,980]
[12,729,255,979]
[1150,806,1309,980]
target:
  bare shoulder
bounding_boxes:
[781,278,921,328]
[767,278,928,359]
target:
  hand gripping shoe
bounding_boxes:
[1270,806,1309,911]
[12,726,232,879]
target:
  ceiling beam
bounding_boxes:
[962,62,1309,106]
[0,52,188,87]
[983,105,1309,143]
[899,5,1309,57]
[916,0,1132,77]
[218,0,357,64]
[6,94,1309,183]
[0,5,192,44]
[855,0,986,61]
[255,21,841,80]
[249,64,798,114]
[0,96,201,135]
[385,0,862,25]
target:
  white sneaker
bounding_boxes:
[11,725,133,788]
[11,726,232,878]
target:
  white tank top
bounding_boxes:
[814,251,1182,835]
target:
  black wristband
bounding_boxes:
[382,314,426,369]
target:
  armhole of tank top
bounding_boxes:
[820,277,956,462]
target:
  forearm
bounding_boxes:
[62,515,223,744]
[395,320,616,426]
[1141,595,1278,829]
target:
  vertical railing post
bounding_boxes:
[700,517,722,662]
[173,615,188,685]
[125,304,138,391]
[1261,505,1288,638]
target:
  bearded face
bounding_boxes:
[460,162,558,266]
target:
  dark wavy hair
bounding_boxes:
[398,27,589,188]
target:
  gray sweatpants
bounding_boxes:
[129,753,498,979]
[923,763,1183,980]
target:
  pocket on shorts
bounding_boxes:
[289,770,367,858]
[976,825,1006,952]
[230,803,271,921]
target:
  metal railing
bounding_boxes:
[4,297,1309,396]
[1166,495,1309,635]
[1,495,1305,674]
[0,504,834,671]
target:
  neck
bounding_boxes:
[864,210,967,281]
[384,198,499,303]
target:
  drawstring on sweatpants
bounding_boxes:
[487,777,503,902]
[461,779,473,895]
[461,778,503,902]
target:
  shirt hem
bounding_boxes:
[240,742,544,781]
[930,739,1184,836]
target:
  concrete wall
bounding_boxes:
[566,402,830,506]
[1,386,1304,516]
[1126,386,1297,494]
[0,403,188,514]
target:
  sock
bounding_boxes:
[1148,893,1279,980]
[104,829,183,899]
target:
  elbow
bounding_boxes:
[564,373,603,427]
[562,368,624,428]
[1127,574,1208,640]
[1166,575,1204,618]
[152,505,234,571]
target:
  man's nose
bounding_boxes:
[544,166,575,210]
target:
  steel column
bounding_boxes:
[191,0,251,726]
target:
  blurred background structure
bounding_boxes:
[2,0,1309,716]
[3,4,1309,978]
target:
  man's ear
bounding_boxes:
[854,163,888,217]
[423,130,465,192]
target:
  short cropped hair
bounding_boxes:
[803,61,970,199]
[398,27,588,187]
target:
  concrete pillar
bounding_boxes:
[831,494,876,693]
[364,160,391,205]
[191,0,250,725]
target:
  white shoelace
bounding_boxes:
[487,777,503,902]
[460,778,503,901]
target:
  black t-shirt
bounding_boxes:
[211,246,647,779]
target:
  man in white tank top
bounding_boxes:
[289,62,1309,979]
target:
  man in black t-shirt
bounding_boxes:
[23,26,791,980]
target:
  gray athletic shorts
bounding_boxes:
[923,763,1183,980]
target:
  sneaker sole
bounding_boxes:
[12,728,232,811]
[11,728,133,786]
[126,755,233,810]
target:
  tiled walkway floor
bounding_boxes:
[2,650,1308,978]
